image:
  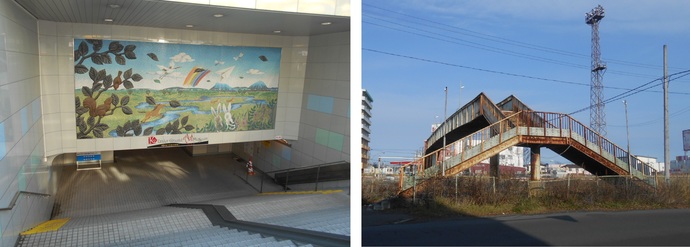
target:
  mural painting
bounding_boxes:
[73,39,281,139]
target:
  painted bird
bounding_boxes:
[113,71,123,90]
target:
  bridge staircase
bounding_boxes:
[401,110,658,196]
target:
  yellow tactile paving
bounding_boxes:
[259,189,343,196]
[20,218,70,235]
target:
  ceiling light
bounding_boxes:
[213,14,224,18]
[320,22,332,26]
[158,39,169,43]
[108,4,120,8]
[273,30,281,34]
[104,18,114,22]
[186,24,194,28]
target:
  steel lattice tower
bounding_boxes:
[586,5,607,136]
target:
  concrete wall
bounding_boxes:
[0,1,54,246]
[37,21,310,157]
[249,32,350,175]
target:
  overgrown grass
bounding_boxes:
[362,175,690,218]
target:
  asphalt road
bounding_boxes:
[362,208,690,246]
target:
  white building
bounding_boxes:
[636,155,663,172]
[362,89,373,168]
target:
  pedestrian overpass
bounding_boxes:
[399,93,658,194]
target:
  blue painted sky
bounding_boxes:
[75,39,282,90]
[363,0,690,164]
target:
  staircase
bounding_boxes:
[401,111,658,194]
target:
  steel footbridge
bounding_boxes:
[399,93,658,194]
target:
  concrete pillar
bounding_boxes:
[490,155,500,178]
[530,145,541,181]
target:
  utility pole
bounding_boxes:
[586,5,607,136]
[664,45,670,184]
[443,86,447,176]
[624,100,631,178]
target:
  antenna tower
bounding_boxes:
[586,5,607,136]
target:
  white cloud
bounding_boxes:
[246,69,264,75]
[170,52,195,63]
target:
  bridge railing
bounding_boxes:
[401,112,523,191]
[518,111,657,179]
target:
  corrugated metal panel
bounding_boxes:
[13,0,349,36]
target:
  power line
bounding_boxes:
[363,47,690,95]
[568,69,690,115]
[363,3,686,71]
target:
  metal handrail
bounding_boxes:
[264,160,348,174]
[0,191,51,211]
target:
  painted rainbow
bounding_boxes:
[183,66,211,87]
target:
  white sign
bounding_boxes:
[147,134,208,147]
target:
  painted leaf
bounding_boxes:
[78,122,86,133]
[81,86,92,97]
[74,48,81,59]
[121,95,130,106]
[97,69,106,82]
[131,73,143,82]
[94,123,109,132]
[171,129,182,135]
[103,75,113,89]
[108,41,122,52]
[75,64,88,74]
[116,126,124,136]
[146,96,156,105]
[123,68,132,80]
[154,79,161,84]
[93,129,103,138]
[115,54,126,65]
[172,119,179,130]
[124,51,136,59]
[184,125,194,131]
[92,83,102,91]
[111,94,119,106]
[123,120,132,131]
[134,125,142,136]
[145,90,150,95]
[77,133,88,139]
[143,127,154,136]
[181,116,189,126]
[92,40,103,52]
[122,106,133,115]
[156,128,166,135]
[124,44,136,52]
[78,41,88,57]
[75,97,81,108]
[132,119,140,127]
[169,100,181,108]
[91,55,103,65]
[123,80,134,89]
[165,122,173,133]
[87,116,95,127]
[147,53,158,61]
[101,54,112,64]
[88,67,98,81]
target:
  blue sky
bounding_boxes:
[362,0,690,165]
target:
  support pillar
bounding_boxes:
[529,145,543,197]
[489,155,500,179]
[530,145,541,181]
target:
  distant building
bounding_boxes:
[362,89,374,168]
[468,163,527,176]
[670,156,690,174]
[636,155,663,172]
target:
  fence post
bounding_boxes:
[260,173,264,193]
[315,165,321,191]
[567,175,570,199]
[284,170,290,192]
[455,174,458,204]
[492,176,496,195]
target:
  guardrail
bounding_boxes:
[0,191,51,211]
